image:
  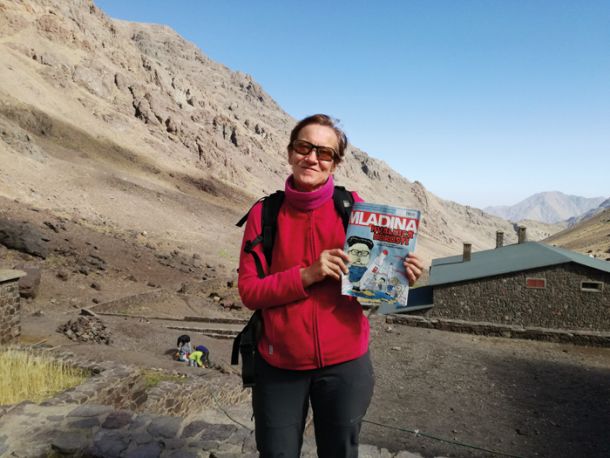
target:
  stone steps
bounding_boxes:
[166,325,239,340]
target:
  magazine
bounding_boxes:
[341,202,421,314]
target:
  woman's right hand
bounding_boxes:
[300,248,350,288]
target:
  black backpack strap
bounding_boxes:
[230,310,262,388]
[244,236,265,279]
[231,328,243,365]
[237,191,284,279]
[333,185,355,232]
[233,192,283,388]
[261,191,285,268]
[236,197,265,228]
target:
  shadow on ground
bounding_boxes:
[482,354,610,458]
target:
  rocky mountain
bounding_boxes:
[565,198,610,227]
[546,207,610,260]
[484,192,607,224]
[0,0,570,280]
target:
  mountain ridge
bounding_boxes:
[484,191,607,224]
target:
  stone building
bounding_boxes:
[0,269,26,344]
[421,235,610,332]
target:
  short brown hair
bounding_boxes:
[288,114,348,164]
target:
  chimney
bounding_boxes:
[463,243,472,262]
[496,231,504,248]
[518,226,527,244]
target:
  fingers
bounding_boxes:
[321,249,349,275]
[304,249,349,286]
[403,253,424,286]
[320,259,343,281]
[405,252,424,270]
[327,248,350,264]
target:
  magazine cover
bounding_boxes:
[341,202,421,314]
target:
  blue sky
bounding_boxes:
[95,1,609,208]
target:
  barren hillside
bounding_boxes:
[546,207,610,260]
[0,0,565,275]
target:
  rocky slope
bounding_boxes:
[546,207,610,260]
[0,0,565,275]
[566,197,610,227]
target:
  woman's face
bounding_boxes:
[288,124,338,192]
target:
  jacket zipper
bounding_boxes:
[309,211,323,368]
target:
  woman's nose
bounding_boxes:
[302,150,319,162]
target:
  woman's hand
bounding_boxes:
[403,252,424,286]
[301,248,350,288]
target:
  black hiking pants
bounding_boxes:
[252,351,375,458]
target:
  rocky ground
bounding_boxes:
[2,193,610,458]
[14,308,610,458]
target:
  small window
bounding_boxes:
[581,281,603,293]
[526,277,546,289]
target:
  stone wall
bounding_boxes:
[428,263,610,331]
[43,352,249,418]
[0,270,25,344]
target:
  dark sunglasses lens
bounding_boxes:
[317,148,335,161]
[292,140,312,155]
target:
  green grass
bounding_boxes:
[141,370,186,389]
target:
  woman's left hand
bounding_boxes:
[403,252,424,286]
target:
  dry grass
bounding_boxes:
[0,347,87,405]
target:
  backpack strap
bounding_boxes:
[235,197,264,228]
[260,191,285,269]
[236,191,284,279]
[332,185,355,232]
[243,236,265,279]
[230,309,262,388]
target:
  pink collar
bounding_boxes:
[284,175,334,211]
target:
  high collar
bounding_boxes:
[284,175,334,211]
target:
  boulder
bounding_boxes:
[14,264,41,299]
[0,219,49,258]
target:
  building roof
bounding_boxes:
[429,242,610,286]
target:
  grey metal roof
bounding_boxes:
[429,242,610,286]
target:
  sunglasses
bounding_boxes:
[291,139,337,162]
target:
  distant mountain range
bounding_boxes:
[484,192,607,224]
[566,198,610,226]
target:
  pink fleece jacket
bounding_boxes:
[238,176,369,370]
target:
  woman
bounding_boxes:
[238,114,423,457]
